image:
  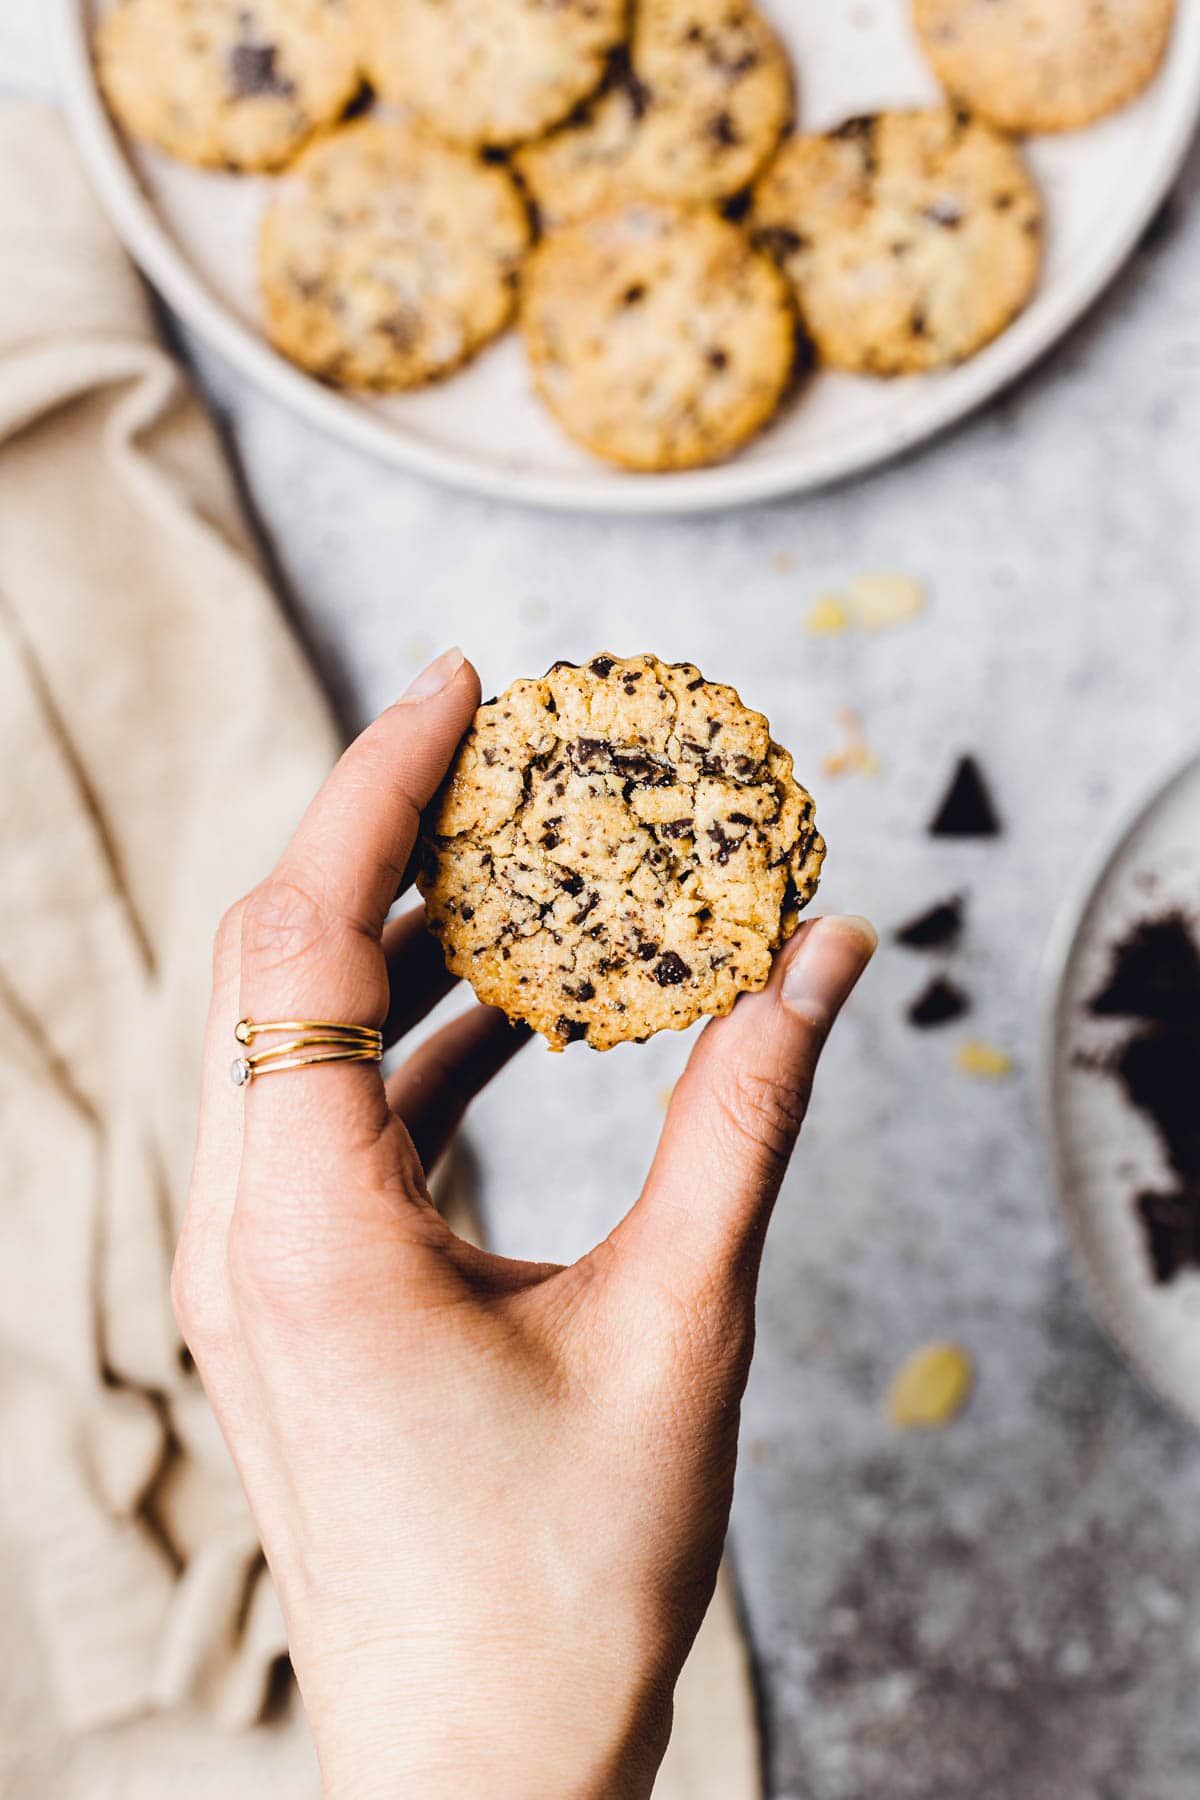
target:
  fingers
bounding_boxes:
[381,904,457,1049]
[609,916,877,1305]
[235,648,478,1171]
[387,1005,531,1171]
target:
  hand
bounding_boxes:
[172,647,876,1799]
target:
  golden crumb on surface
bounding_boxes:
[954,1038,1014,1080]
[804,570,926,637]
[822,708,882,778]
[804,593,849,637]
[846,570,927,632]
[886,1340,975,1430]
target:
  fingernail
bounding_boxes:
[399,646,464,703]
[781,915,877,1027]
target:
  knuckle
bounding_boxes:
[225,1213,334,1325]
[713,1062,807,1171]
[633,1272,753,1395]
[240,875,331,977]
[171,1235,229,1357]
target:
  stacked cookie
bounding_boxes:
[96,0,1176,471]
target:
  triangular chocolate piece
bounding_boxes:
[895,896,964,951]
[907,975,970,1029]
[929,756,1000,837]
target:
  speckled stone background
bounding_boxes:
[7,8,1200,1796]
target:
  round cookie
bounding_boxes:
[417,654,826,1052]
[912,0,1174,134]
[350,0,627,148]
[514,82,645,232]
[520,201,797,470]
[752,109,1042,376]
[626,0,792,201]
[258,119,530,389]
[96,0,361,172]
[516,2,790,222]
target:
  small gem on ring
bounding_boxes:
[235,1019,253,1044]
[230,1057,252,1087]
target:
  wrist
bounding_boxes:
[299,1633,674,1799]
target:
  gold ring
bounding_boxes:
[231,1017,383,1086]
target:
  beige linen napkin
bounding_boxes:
[0,100,759,1798]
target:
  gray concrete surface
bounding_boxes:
[7,8,1200,1794]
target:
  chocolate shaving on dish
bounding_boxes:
[1088,909,1200,1284]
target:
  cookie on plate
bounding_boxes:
[515,0,791,222]
[752,109,1041,376]
[96,0,361,172]
[258,119,530,388]
[351,0,627,148]
[418,654,826,1051]
[514,80,645,232]
[625,0,792,201]
[912,0,1174,134]
[520,201,797,470]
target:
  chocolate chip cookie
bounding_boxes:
[96,0,361,172]
[515,0,790,224]
[514,79,646,232]
[913,0,1174,134]
[625,0,792,201]
[258,119,530,388]
[417,654,826,1052]
[753,109,1041,376]
[351,0,627,148]
[520,201,796,470]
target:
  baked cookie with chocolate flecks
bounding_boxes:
[913,0,1174,135]
[96,0,361,172]
[417,654,826,1051]
[520,201,796,470]
[625,0,792,201]
[350,0,627,148]
[258,119,530,388]
[513,80,646,232]
[515,0,790,222]
[752,109,1041,376]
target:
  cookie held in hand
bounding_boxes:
[417,655,826,1051]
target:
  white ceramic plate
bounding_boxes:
[1042,748,1200,1428]
[58,0,1200,513]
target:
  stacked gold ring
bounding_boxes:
[230,1018,383,1086]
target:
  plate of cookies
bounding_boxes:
[60,0,1200,511]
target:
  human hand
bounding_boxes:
[172,647,876,1799]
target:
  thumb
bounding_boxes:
[608,916,877,1305]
